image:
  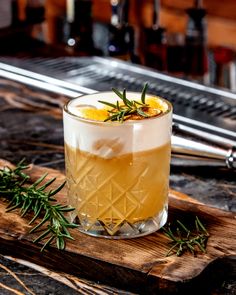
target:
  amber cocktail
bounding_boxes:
[63,91,172,238]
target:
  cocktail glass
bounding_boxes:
[63,91,172,238]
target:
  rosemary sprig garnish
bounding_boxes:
[98,83,150,122]
[163,216,210,257]
[0,159,77,251]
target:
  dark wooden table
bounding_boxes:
[0,77,235,294]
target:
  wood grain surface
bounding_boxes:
[0,159,235,294]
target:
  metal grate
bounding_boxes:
[0,56,235,142]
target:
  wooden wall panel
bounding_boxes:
[160,7,236,49]
[44,0,236,49]
[208,17,236,48]
[92,0,110,23]
[162,0,236,20]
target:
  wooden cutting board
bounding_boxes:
[0,159,235,294]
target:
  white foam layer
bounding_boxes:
[63,92,172,158]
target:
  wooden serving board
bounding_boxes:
[0,159,235,294]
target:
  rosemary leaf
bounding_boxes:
[163,217,210,257]
[38,177,56,191]
[33,228,51,244]
[0,160,78,251]
[141,82,148,104]
[196,216,208,234]
[99,83,154,122]
[137,108,149,117]
[57,236,65,250]
[48,181,66,197]
[116,100,120,111]
[6,203,20,212]
[30,173,48,188]
[122,89,132,107]
[122,89,128,106]
[177,220,191,236]
[133,100,143,106]
[21,199,33,217]
[111,87,123,99]
[29,215,51,233]
[29,204,43,224]
[98,100,117,109]
[41,235,55,252]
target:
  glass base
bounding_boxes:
[74,205,168,239]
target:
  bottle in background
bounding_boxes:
[25,0,46,41]
[213,46,236,91]
[108,0,139,63]
[167,33,185,77]
[11,0,20,27]
[184,0,209,83]
[25,0,45,26]
[143,0,167,71]
[0,0,46,55]
[64,0,98,56]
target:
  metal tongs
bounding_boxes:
[171,123,236,169]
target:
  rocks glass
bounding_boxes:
[63,92,172,238]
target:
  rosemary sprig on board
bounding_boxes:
[0,159,77,251]
[163,216,210,257]
[98,83,150,122]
